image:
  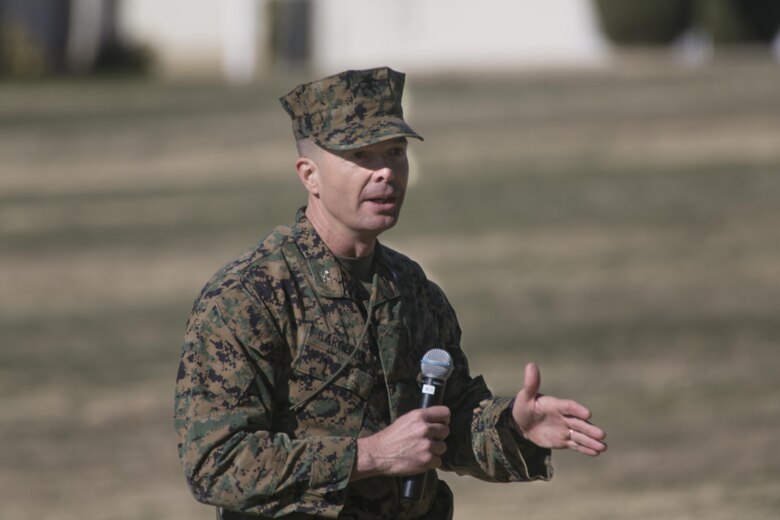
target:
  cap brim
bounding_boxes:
[314,116,423,151]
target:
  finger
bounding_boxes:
[570,442,604,457]
[559,399,593,421]
[569,429,608,454]
[565,417,606,441]
[421,406,451,424]
[520,362,541,401]
[426,423,450,441]
[427,455,443,470]
[570,430,607,452]
[431,440,448,456]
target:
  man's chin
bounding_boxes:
[363,215,400,234]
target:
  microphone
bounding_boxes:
[400,348,454,502]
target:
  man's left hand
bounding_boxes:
[512,362,607,457]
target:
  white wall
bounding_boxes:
[119,0,231,77]
[117,0,607,80]
[312,0,609,75]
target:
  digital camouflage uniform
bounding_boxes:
[174,68,553,520]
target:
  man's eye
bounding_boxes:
[390,147,406,157]
[350,151,367,160]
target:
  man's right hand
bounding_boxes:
[351,406,451,481]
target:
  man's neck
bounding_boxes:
[305,206,377,258]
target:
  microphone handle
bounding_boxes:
[400,376,447,501]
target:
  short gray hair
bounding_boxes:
[296,138,322,159]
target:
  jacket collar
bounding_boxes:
[292,208,401,304]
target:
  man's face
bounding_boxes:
[304,137,410,247]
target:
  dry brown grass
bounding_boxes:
[2,56,779,519]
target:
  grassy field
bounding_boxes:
[2,56,779,519]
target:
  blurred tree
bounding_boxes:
[697,0,780,44]
[0,21,46,76]
[68,0,150,76]
[90,0,150,75]
[0,0,70,77]
[594,0,694,45]
[594,0,780,48]
[0,0,149,78]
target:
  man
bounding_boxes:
[175,67,607,520]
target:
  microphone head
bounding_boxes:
[421,348,454,380]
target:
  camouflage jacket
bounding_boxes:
[175,209,552,519]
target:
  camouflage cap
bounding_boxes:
[279,67,423,151]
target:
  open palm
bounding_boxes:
[512,363,607,457]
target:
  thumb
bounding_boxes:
[518,362,541,403]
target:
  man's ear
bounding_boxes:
[295,157,320,196]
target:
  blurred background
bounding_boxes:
[2,0,780,80]
[2,1,779,519]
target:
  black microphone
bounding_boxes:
[401,348,454,502]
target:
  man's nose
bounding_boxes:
[373,157,395,181]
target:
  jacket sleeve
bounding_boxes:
[428,283,554,483]
[174,278,355,518]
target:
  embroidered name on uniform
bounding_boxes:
[309,326,359,356]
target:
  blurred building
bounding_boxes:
[118,0,607,82]
[0,0,72,75]
[5,0,777,81]
[0,0,780,83]
[0,0,139,76]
